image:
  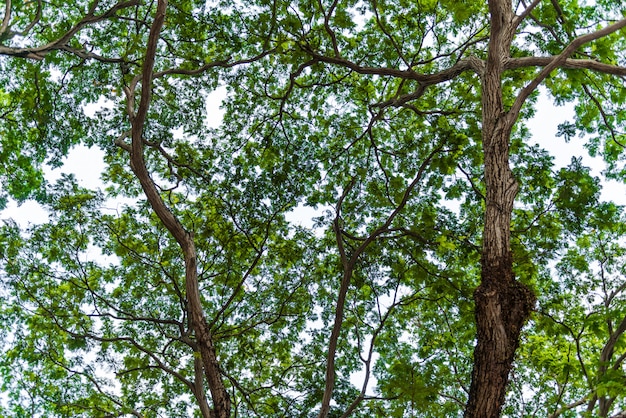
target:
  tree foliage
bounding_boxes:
[1,0,626,416]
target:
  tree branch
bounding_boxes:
[0,0,140,60]
[581,83,626,148]
[513,0,542,30]
[508,17,626,122]
[301,44,485,83]
[0,0,10,36]
[506,56,626,75]
[125,0,230,416]
[153,48,275,79]
[319,143,443,417]
[547,396,588,418]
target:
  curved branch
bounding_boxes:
[506,56,626,75]
[0,0,140,60]
[319,143,443,417]
[317,0,340,56]
[0,0,10,36]
[547,396,588,418]
[319,178,357,418]
[340,283,404,418]
[301,44,485,83]
[153,49,275,79]
[581,83,626,148]
[512,0,542,30]
[126,0,230,416]
[508,17,626,122]
[371,0,411,69]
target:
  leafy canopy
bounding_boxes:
[1,0,626,417]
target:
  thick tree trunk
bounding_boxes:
[465,141,535,415]
[465,1,536,416]
[464,116,536,418]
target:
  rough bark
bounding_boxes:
[465,108,535,417]
[464,1,536,416]
[464,2,626,416]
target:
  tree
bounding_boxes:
[1,0,626,417]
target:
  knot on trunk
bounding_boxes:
[474,264,536,357]
[503,280,536,330]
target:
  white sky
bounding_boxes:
[529,90,626,206]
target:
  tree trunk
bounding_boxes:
[124,1,232,416]
[184,249,232,418]
[464,1,536,416]
[464,113,536,418]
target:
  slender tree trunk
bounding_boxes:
[184,248,232,418]
[191,353,214,418]
[124,1,231,416]
[464,1,536,416]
